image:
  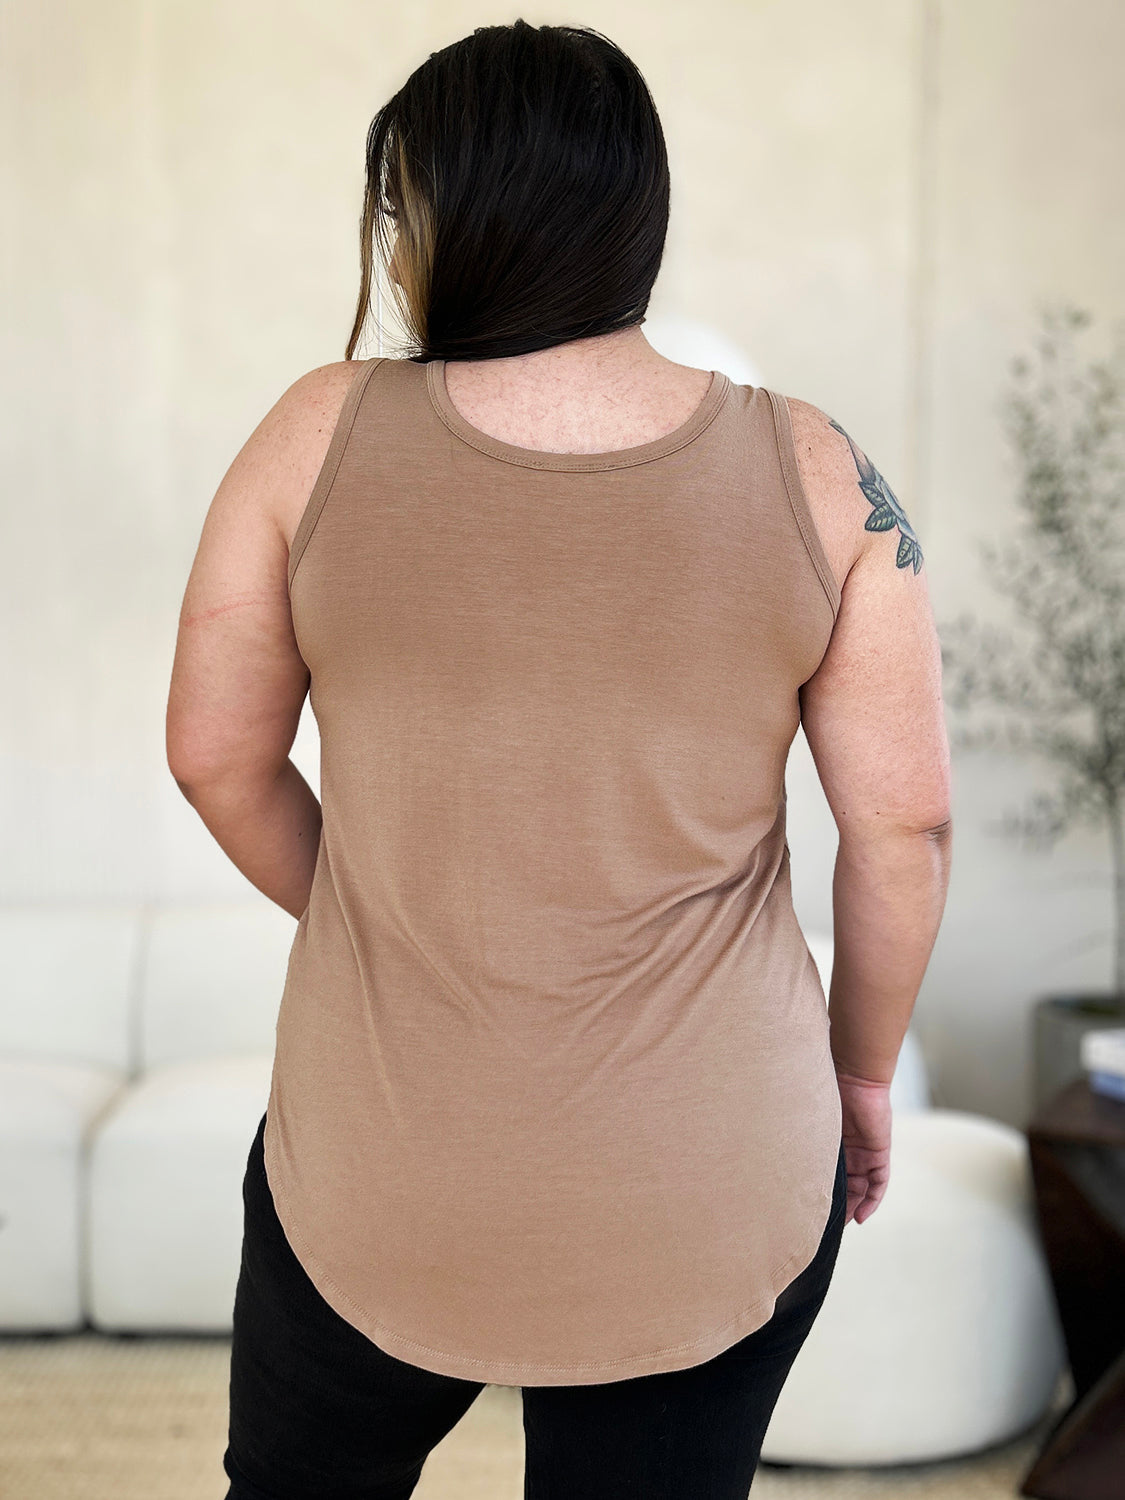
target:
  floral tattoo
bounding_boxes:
[828,418,924,573]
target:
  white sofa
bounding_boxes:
[0,907,137,1329]
[0,908,1065,1466]
[0,902,290,1332]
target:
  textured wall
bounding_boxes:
[2,0,1123,1126]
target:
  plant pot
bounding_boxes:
[1033,994,1125,1113]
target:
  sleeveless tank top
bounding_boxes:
[262,354,844,1386]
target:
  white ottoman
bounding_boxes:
[86,1055,271,1331]
[761,1108,1066,1465]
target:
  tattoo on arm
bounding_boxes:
[828,418,924,573]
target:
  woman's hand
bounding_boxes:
[834,1068,893,1226]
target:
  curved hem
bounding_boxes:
[262,1119,839,1389]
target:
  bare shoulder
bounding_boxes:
[282,359,370,439]
[783,394,926,593]
[255,360,372,547]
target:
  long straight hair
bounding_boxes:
[345,20,670,363]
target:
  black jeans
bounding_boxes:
[223,1112,848,1500]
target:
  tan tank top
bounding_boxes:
[262,354,843,1386]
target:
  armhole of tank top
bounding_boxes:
[287,356,385,591]
[765,388,842,622]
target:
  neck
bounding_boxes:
[448,325,675,387]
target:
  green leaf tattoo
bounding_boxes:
[828,418,924,573]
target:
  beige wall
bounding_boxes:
[3,0,1123,1127]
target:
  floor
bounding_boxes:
[0,1331,1070,1499]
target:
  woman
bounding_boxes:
[167,20,952,1499]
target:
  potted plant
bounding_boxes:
[937,303,1125,1106]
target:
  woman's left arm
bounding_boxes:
[165,362,361,919]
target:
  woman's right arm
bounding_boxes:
[789,397,954,1226]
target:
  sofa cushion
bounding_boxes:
[139,903,296,1069]
[0,1058,125,1329]
[86,1054,272,1330]
[0,906,139,1070]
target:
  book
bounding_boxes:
[1080,1026,1125,1101]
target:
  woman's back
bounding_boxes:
[260,349,861,1386]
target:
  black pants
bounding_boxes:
[223,1112,847,1500]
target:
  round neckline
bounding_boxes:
[426,359,732,471]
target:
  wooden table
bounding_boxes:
[1019,1075,1125,1500]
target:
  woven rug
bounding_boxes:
[0,1332,1071,1499]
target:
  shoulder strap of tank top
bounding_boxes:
[288,357,386,590]
[763,387,842,620]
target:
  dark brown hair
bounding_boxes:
[345,20,670,363]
